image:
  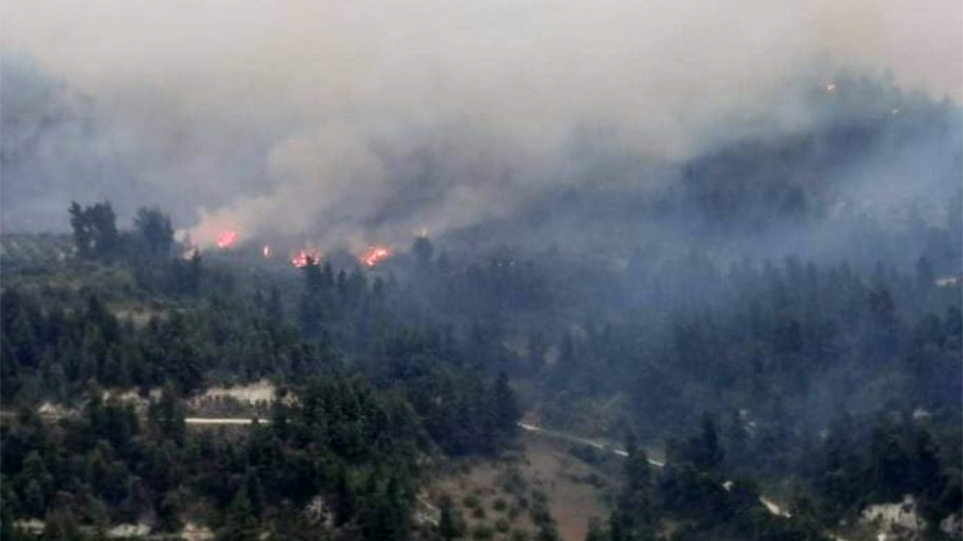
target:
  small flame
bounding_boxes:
[890,107,901,115]
[262,245,272,258]
[361,246,392,267]
[825,82,837,92]
[216,230,239,249]
[291,248,321,268]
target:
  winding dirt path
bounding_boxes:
[184,417,267,425]
[516,421,858,540]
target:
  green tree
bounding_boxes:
[492,372,520,433]
[133,207,174,258]
[609,434,656,541]
[536,523,561,541]
[43,508,84,541]
[691,415,724,473]
[148,384,186,446]
[438,496,464,540]
[69,201,121,260]
[156,490,183,532]
[584,518,607,541]
[23,480,44,518]
[220,486,258,541]
[412,236,434,267]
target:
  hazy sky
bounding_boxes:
[2,0,961,244]
[5,1,959,98]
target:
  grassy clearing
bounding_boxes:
[427,430,618,541]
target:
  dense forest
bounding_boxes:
[0,46,961,540]
[2,181,960,540]
[1,202,527,540]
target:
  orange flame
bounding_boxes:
[216,230,239,249]
[291,248,321,268]
[262,245,272,258]
[361,246,392,267]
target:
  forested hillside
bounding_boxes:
[0,24,960,537]
[1,183,960,540]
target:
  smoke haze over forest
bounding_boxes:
[2,0,961,264]
[3,5,963,540]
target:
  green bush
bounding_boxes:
[471,524,494,540]
[510,530,530,541]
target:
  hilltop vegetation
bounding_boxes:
[1,80,962,539]
[1,190,959,541]
[1,203,525,540]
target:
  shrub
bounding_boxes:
[471,524,493,540]
[510,530,529,541]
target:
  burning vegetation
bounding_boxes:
[216,230,238,249]
[1,3,960,540]
[360,246,392,267]
[290,247,322,268]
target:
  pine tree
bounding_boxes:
[412,236,434,268]
[536,523,561,541]
[244,468,265,519]
[220,486,257,541]
[148,383,186,445]
[133,207,174,258]
[23,480,44,518]
[333,465,356,526]
[438,496,464,540]
[43,509,83,541]
[188,250,203,294]
[492,372,520,434]
[609,433,656,541]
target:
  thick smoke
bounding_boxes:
[1,0,961,257]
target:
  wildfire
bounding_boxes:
[291,248,321,268]
[262,245,272,258]
[825,82,837,92]
[216,230,239,249]
[361,246,392,267]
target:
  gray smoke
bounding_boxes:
[1,0,960,257]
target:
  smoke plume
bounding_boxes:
[2,0,960,256]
